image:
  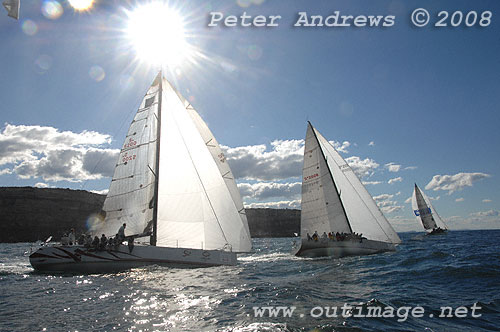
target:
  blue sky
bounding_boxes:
[0,0,499,231]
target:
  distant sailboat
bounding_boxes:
[30,72,251,273]
[411,183,447,235]
[294,122,401,258]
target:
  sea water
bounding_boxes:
[0,230,499,331]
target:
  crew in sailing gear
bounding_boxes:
[68,229,76,245]
[117,223,126,241]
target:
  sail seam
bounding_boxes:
[105,182,154,199]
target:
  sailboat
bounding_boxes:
[411,183,447,234]
[30,72,252,273]
[294,122,401,258]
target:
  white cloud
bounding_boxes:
[90,189,109,195]
[444,214,500,230]
[0,168,12,175]
[238,181,301,201]
[245,200,300,209]
[345,156,379,178]
[404,196,411,204]
[388,176,403,184]
[470,210,499,218]
[385,162,401,173]
[362,180,382,186]
[425,172,491,194]
[455,197,464,202]
[483,199,492,203]
[373,193,404,214]
[330,140,350,153]
[368,141,375,146]
[223,139,304,181]
[0,124,117,182]
[405,166,417,171]
[373,194,394,201]
[34,182,51,188]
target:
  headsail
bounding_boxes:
[301,122,401,244]
[154,77,251,252]
[412,184,447,231]
[185,106,251,252]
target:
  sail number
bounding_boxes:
[304,173,319,181]
[124,138,137,149]
[414,208,431,216]
[122,152,137,163]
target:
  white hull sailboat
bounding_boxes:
[412,183,448,235]
[30,72,251,272]
[294,122,401,258]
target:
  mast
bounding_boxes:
[309,122,354,233]
[150,70,163,246]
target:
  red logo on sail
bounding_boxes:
[124,138,137,149]
[304,173,319,181]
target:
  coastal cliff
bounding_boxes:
[0,187,300,242]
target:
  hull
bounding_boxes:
[294,238,396,258]
[29,244,237,273]
[427,228,447,235]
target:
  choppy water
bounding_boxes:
[0,230,499,332]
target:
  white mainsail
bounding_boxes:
[98,74,160,237]
[96,73,251,253]
[301,124,351,239]
[301,122,401,244]
[411,184,447,231]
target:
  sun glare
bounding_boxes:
[68,0,94,11]
[126,3,188,66]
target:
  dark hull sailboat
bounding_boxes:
[294,122,401,258]
[30,72,251,273]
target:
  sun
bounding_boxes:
[68,0,94,11]
[125,3,188,66]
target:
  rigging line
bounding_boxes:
[170,104,230,245]
[319,139,394,242]
[80,79,158,191]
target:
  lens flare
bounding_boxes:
[89,65,105,82]
[41,0,63,20]
[126,3,188,66]
[22,20,38,35]
[68,0,94,11]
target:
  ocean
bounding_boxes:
[0,230,499,332]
